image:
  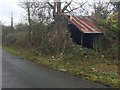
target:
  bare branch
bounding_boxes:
[61,0,73,13]
[47,2,54,9]
[67,1,87,13]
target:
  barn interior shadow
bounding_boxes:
[68,24,96,49]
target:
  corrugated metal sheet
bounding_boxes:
[64,15,102,33]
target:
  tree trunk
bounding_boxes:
[11,13,13,32]
[118,1,120,76]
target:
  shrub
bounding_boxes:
[3,31,29,48]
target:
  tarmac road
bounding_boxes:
[2,50,106,88]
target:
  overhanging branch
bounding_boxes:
[67,1,87,13]
[47,2,54,9]
[61,0,73,13]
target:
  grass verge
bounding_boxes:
[3,46,120,88]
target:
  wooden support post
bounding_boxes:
[93,40,94,49]
[81,33,83,47]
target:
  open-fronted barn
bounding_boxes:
[64,15,103,48]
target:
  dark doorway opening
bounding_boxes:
[68,24,95,49]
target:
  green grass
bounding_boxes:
[3,46,120,88]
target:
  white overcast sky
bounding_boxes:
[0,0,110,26]
[0,0,26,26]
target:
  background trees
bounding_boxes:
[2,0,119,59]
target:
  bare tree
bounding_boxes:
[46,0,87,22]
[91,0,111,19]
[45,0,88,56]
[118,2,120,27]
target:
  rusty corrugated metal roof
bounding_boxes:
[64,15,102,33]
